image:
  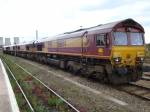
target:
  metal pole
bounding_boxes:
[15,43,16,57]
[36,30,38,40]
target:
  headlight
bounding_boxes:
[136,57,144,62]
[113,57,121,64]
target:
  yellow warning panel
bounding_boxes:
[98,48,104,53]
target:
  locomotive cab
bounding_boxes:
[112,31,145,66]
[109,20,145,83]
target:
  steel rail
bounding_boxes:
[119,83,150,101]
[129,83,150,100]
[2,60,35,112]
[4,57,80,112]
[141,76,150,81]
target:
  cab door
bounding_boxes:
[90,33,110,57]
[82,32,89,55]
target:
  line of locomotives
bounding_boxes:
[3,18,146,84]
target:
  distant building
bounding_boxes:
[0,37,3,46]
[0,37,3,50]
[5,38,11,46]
[14,37,20,44]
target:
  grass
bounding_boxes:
[145,44,150,58]
[48,97,64,107]
[1,54,72,112]
[4,60,32,112]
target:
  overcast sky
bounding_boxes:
[0,0,150,43]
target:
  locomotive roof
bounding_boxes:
[45,18,144,41]
[32,18,145,43]
[62,18,144,34]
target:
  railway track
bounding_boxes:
[3,60,35,112]
[142,72,150,81]
[3,55,150,108]
[142,76,150,81]
[2,58,80,112]
[144,72,150,77]
[114,70,150,100]
[144,58,150,63]
[117,83,150,101]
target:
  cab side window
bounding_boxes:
[96,34,106,46]
[26,46,29,50]
[6,47,10,50]
[37,45,42,51]
[17,46,20,50]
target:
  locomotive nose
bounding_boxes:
[112,46,145,66]
[124,54,132,65]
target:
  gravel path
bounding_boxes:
[7,55,150,112]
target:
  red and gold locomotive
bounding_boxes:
[3,19,145,84]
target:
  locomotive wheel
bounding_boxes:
[67,65,81,75]
[44,58,48,64]
[68,66,74,73]
[90,72,104,81]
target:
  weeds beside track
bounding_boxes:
[1,56,80,112]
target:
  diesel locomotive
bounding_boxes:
[3,18,145,84]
